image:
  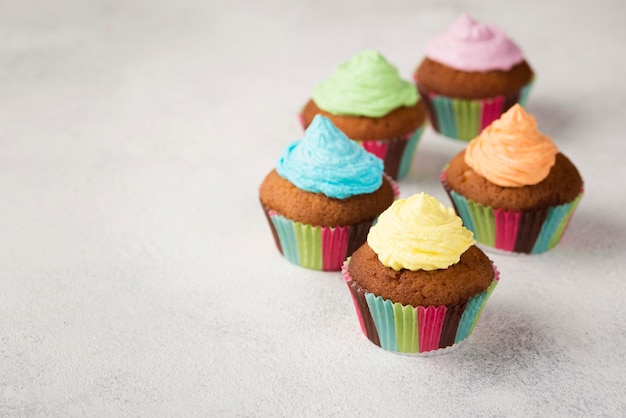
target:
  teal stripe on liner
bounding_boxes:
[431,96,457,139]
[519,79,535,106]
[468,280,498,336]
[365,294,398,352]
[397,126,425,180]
[270,214,299,265]
[449,191,476,233]
[532,194,582,254]
[455,286,490,344]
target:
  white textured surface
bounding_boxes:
[1,0,625,416]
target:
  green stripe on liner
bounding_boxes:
[293,222,322,270]
[452,98,480,140]
[466,199,495,247]
[393,302,419,353]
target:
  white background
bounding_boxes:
[1,0,625,416]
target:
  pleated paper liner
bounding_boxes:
[415,79,534,141]
[260,177,400,271]
[441,171,584,254]
[342,259,500,355]
[298,112,425,180]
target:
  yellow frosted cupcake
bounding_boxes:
[343,193,500,355]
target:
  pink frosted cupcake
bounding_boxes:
[441,105,584,254]
[415,14,535,140]
[259,115,399,271]
[343,193,499,355]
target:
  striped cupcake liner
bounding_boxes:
[355,126,425,180]
[441,172,583,254]
[342,260,500,355]
[298,113,425,180]
[415,79,534,141]
[261,178,400,271]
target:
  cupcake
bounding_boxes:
[441,104,584,254]
[259,115,398,271]
[414,14,534,141]
[301,50,427,180]
[343,193,499,355]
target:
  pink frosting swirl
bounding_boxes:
[464,104,559,187]
[426,14,524,72]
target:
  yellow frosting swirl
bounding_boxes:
[367,193,475,271]
[465,104,559,187]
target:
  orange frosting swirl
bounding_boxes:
[464,104,559,187]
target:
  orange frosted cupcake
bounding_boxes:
[441,105,583,254]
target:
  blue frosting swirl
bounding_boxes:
[276,115,384,199]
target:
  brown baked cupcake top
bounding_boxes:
[347,193,494,306]
[414,14,534,99]
[259,169,395,227]
[445,151,582,211]
[259,115,396,227]
[415,58,533,99]
[444,105,583,211]
[301,99,426,140]
[303,50,426,140]
[349,243,494,307]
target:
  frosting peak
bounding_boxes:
[464,104,559,187]
[367,193,475,271]
[452,14,495,41]
[312,50,418,118]
[426,14,524,71]
[276,115,384,199]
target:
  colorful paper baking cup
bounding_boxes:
[415,79,534,141]
[342,260,500,355]
[298,113,425,180]
[441,171,583,254]
[261,179,400,271]
[355,126,425,180]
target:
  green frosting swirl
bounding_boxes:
[312,50,418,118]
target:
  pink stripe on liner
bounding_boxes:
[342,262,367,334]
[297,113,306,130]
[494,209,521,252]
[480,96,505,131]
[361,140,389,162]
[418,305,447,353]
[322,226,350,271]
[387,173,401,198]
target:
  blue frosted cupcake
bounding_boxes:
[259,115,399,271]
